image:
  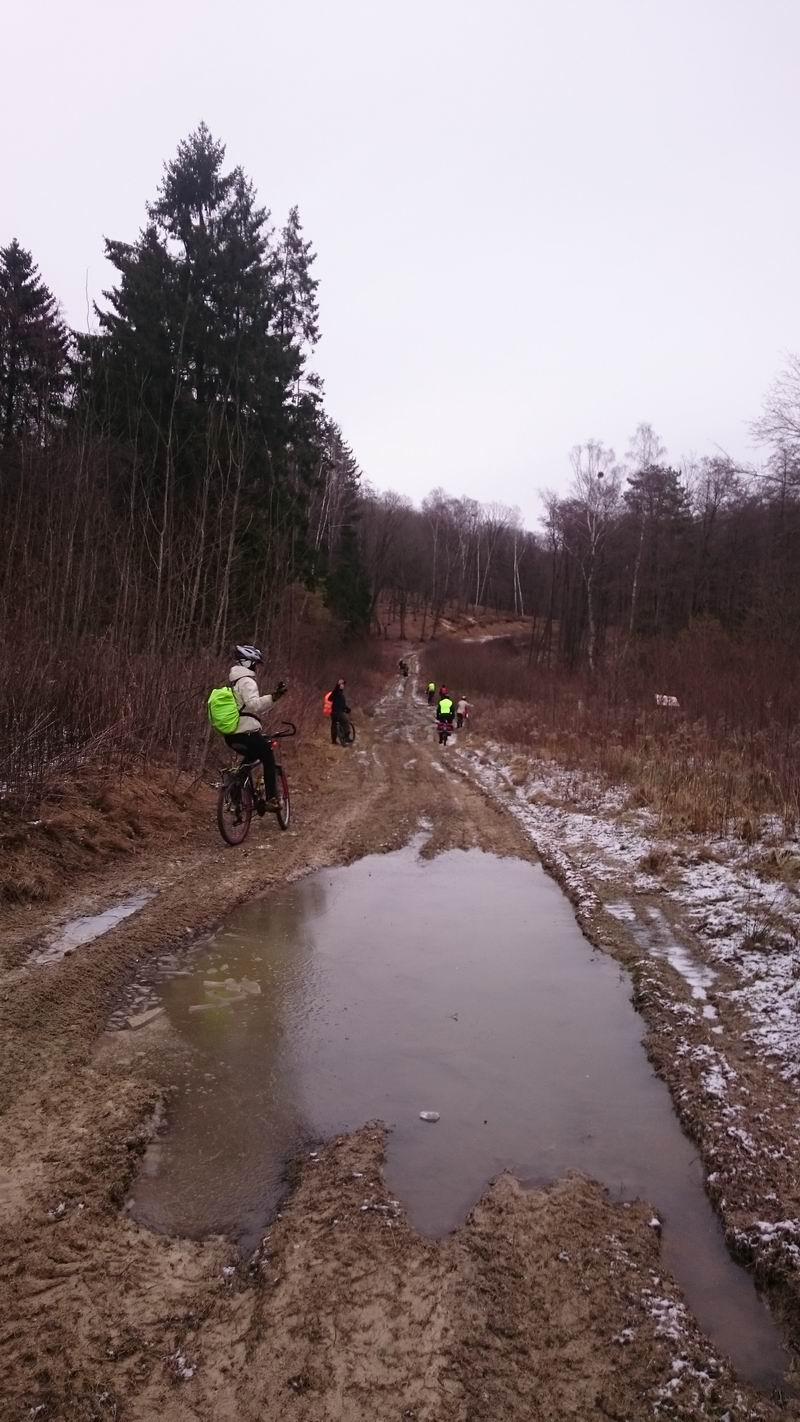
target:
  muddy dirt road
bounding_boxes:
[0,665,797,1420]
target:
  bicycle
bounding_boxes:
[216,722,296,846]
[436,718,454,746]
[335,714,356,747]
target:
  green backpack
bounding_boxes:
[207,684,241,735]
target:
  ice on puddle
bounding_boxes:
[419,1110,440,1122]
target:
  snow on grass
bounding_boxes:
[646,1287,697,1346]
[615,903,721,1021]
[732,1217,800,1281]
[683,1043,738,1103]
[455,741,800,1083]
[670,854,800,1080]
[457,741,662,900]
[641,1284,752,1418]
[602,1235,754,1417]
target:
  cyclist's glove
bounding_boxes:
[273,680,288,700]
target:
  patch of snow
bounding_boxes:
[612,1327,636,1344]
[642,907,717,1010]
[607,901,637,922]
[645,1289,692,1345]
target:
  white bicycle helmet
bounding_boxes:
[235,644,264,668]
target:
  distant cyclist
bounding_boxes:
[329,678,351,746]
[223,645,287,808]
[436,688,455,727]
[426,681,436,705]
[456,696,471,729]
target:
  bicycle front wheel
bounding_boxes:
[338,717,356,746]
[217,775,253,845]
[276,769,291,830]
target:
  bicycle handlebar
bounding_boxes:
[267,720,297,739]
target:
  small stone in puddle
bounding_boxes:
[419,1111,440,1123]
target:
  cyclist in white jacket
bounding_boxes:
[224,645,287,807]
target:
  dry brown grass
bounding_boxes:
[0,767,194,904]
[0,601,386,817]
[639,845,672,875]
[0,635,388,907]
[424,622,800,841]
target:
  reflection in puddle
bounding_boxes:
[128,845,786,1388]
[32,890,156,965]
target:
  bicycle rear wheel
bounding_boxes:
[276,769,291,830]
[217,774,253,845]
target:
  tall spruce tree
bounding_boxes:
[275,206,320,351]
[76,125,327,638]
[326,521,372,634]
[0,239,69,445]
[82,125,323,474]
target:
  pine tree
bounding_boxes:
[0,239,69,445]
[75,125,329,642]
[85,127,272,439]
[275,206,320,354]
[326,522,372,634]
[83,125,325,483]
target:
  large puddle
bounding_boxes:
[127,840,788,1388]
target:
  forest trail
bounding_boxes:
[0,662,796,1421]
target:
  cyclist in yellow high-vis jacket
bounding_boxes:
[436,691,455,724]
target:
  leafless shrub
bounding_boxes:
[639,845,671,875]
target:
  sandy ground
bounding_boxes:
[0,662,797,1420]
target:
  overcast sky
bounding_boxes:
[3,0,798,525]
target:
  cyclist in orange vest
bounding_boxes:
[328,678,351,745]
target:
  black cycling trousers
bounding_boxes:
[331,713,347,744]
[225,731,277,798]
